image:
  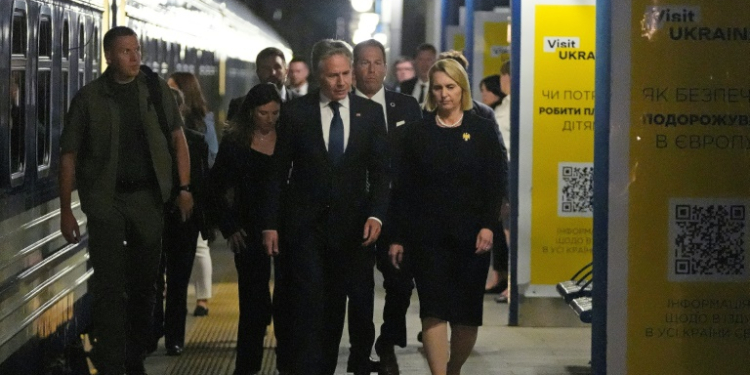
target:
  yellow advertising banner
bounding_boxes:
[481,21,509,78]
[627,1,750,372]
[453,33,465,51]
[530,5,595,284]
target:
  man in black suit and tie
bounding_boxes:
[353,39,422,375]
[398,43,437,107]
[263,39,390,375]
[226,47,301,120]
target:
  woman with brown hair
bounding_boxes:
[387,59,506,375]
[209,84,286,375]
[167,72,218,317]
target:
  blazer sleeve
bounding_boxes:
[383,123,415,245]
[263,105,296,231]
[208,139,243,238]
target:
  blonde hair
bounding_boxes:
[424,59,473,112]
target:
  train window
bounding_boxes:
[39,17,52,57]
[92,26,100,79]
[92,27,99,59]
[62,20,70,58]
[12,10,27,55]
[37,71,51,169]
[10,71,26,176]
[78,23,85,60]
[62,71,69,115]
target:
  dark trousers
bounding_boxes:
[272,251,293,372]
[232,232,293,374]
[288,222,375,375]
[233,241,272,374]
[86,189,163,375]
[374,241,415,348]
[158,212,200,347]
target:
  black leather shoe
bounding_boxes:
[193,305,209,316]
[374,340,399,375]
[166,345,183,356]
[347,358,380,373]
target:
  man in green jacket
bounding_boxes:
[59,26,192,375]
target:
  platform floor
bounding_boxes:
[144,242,592,375]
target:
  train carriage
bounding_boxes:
[0,1,289,373]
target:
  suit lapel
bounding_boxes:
[344,94,364,163]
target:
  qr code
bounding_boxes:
[558,162,593,217]
[668,199,749,282]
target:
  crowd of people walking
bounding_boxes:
[59,25,510,375]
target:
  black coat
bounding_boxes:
[387,112,505,247]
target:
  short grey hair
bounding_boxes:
[311,39,353,76]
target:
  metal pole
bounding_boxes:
[111,0,118,28]
[465,0,475,83]
[592,0,611,372]
[508,0,520,327]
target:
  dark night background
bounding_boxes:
[242,0,510,61]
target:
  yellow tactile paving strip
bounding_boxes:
[165,281,277,375]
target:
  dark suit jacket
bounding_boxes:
[226,87,301,121]
[265,90,390,248]
[399,77,418,99]
[384,90,422,132]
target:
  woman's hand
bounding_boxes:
[389,244,405,269]
[228,229,247,253]
[475,228,493,254]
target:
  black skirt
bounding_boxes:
[410,233,491,326]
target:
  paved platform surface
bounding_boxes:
[145,242,592,375]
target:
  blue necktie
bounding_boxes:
[329,101,344,162]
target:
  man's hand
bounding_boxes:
[389,244,404,269]
[228,229,247,253]
[60,208,80,244]
[177,190,194,222]
[263,230,279,256]
[362,218,382,246]
[475,228,494,254]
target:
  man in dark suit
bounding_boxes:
[226,47,301,120]
[398,43,437,107]
[263,39,390,375]
[353,39,422,375]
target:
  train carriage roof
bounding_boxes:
[126,0,291,62]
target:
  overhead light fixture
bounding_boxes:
[351,0,374,13]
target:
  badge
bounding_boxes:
[463,132,471,141]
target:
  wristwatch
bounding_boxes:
[178,184,191,193]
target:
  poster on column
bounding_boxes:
[445,26,465,52]
[471,10,510,99]
[529,3,595,285]
[624,1,750,372]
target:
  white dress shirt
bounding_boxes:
[411,78,429,104]
[495,94,511,153]
[355,87,388,131]
[319,93,351,151]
